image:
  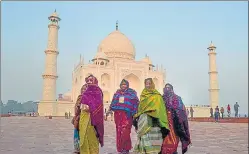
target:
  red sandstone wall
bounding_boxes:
[190,117,248,123]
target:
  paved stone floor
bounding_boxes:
[0,117,248,154]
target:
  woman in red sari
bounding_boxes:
[161,83,191,154]
[110,79,139,154]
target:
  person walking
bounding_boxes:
[234,102,240,117]
[72,84,87,154]
[161,83,191,154]
[79,75,104,153]
[227,104,231,117]
[190,106,194,119]
[133,78,170,154]
[214,106,220,122]
[210,107,213,118]
[220,107,224,119]
[110,79,139,154]
[186,108,189,118]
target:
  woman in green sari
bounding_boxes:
[133,78,170,154]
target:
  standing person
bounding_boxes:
[210,107,213,118]
[133,78,170,154]
[79,75,104,153]
[186,108,189,118]
[214,106,220,122]
[220,107,224,119]
[110,79,139,154]
[106,106,114,121]
[227,104,231,117]
[72,84,87,154]
[234,102,240,117]
[190,106,194,119]
[161,83,191,154]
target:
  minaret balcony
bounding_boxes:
[45,50,59,55]
[42,74,58,79]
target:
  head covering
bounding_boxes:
[163,83,174,98]
[111,79,139,117]
[85,74,98,85]
[120,79,129,91]
[80,84,88,94]
[144,78,155,90]
[134,78,169,130]
[75,84,88,116]
[162,83,191,153]
[81,75,104,147]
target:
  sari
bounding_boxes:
[79,110,99,154]
[134,78,170,154]
[111,79,139,153]
[81,75,104,148]
[162,83,191,154]
[73,84,87,153]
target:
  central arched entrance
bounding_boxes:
[124,73,141,95]
[102,91,110,104]
[101,73,111,88]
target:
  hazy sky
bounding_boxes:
[2,2,248,113]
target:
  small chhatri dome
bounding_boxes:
[207,41,216,50]
[209,41,215,47]
[50,9,59,17]
[141,55,153,65]
[98,21,135,60]
[93,51,108,60]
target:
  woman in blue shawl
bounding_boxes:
[111,79,139,154]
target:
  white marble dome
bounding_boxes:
[98,30,135,60]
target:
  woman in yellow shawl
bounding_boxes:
[133,78,170,154]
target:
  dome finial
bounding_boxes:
[54,9,56,12]
[116,20,119,30]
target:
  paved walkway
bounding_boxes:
[0,117,248,154]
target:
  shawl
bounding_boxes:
[134,78,169,130]
[111,79,139,117]
[163,83,191,154]
[81,75,104,147]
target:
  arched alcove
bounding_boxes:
[101,73,111,88]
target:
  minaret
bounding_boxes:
[207,41,219,108]
[38,10,61,116]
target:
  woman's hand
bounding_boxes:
[82,104,90,112]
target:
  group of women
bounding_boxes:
[72,75,191,154]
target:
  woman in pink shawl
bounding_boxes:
[80,75,104,149]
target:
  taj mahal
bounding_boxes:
[38,11,219,117]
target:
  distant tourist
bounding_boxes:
[65,112,68,119]
[105,106,113,121]
[190,106,194,119]
[69,112,71,118]
[234,102,240,117]
[72,84,87,154]
[245,114,247,117]
[110,79,139,153]
[214,106,220,122]
[210,107,213,118]
[133,78,169,154]
[79,75,104,153]
[220,107,224,119]
[161,83,191,154]
[186,108,190,118]
[227,104,231,117]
